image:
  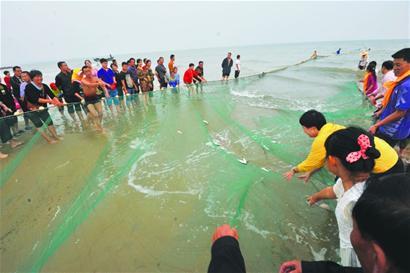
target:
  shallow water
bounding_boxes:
[1,40,408,272]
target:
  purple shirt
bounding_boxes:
[365,74,378,96]
[97,68,115,85]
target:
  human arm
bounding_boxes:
[279,260,363,273]
[55,75,62,91]
[0,101,12,113]
[297,168,320,183]
[369,110,407,134]
[44,85,64,106]
[207,224,245,273]
[307,186,336,206]
[284,138,326,180]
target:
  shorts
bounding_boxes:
[26,109,53,128]
[159,81,168,88]
[64,95,82,113]
[85,96,100,106]
[4,115,17,127]
[105,89,120,106]
[0,118,13,143]
[222,71,231,77]
[235,70,240,79]
[127,88,137,95]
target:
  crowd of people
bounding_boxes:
[1,47,409,272]
[0,52,242,157]
[207,47,410,273]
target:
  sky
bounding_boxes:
[1,0,409,66]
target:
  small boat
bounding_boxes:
[93,54,115,63]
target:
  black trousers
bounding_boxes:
[0,118,13,143]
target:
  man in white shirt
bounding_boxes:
[370,60,396,107]
[234,55,241,79]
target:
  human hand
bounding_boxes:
[369,125,378,135]
[297,172,312,183]
[279,260,302,273]
[283,170,295,181]
[369,96,376,106]
[306,195,318,206]
[211,224,239,244]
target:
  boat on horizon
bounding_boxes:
[93,54,115,63]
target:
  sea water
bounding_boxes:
[0,39,408,272]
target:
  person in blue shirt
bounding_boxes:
[97,58,120,114]
[336,48,342,55]
[168,67,180,89]
[370,48,410,152]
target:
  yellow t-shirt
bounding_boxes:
[296,123,398,174]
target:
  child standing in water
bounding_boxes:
[363,61,378,97]
[307,127,381,267]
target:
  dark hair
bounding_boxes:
[382,60,394,71]
[170,54,175,59]
[189,63,195,67]
[145,59,151,65]
[100,58,108,64]
[129,57,135,62]
[299,110,327,130]
[143,58,147,63]
[199,61,203,64]
[237,55,240,59]
[21,71,30,75]
[325,127,380,173]
[81,65,89,72]
[392,48,410,63]
[3,71,9,76]
[137,58,142,64]
[121,62,128,66]
[29,70,42,80]
[84,59,91,65]
[353,174,410,273]
[366,61,377,81]
[57,61,66,69]
[12,66,21,72]
[110,63,117,69]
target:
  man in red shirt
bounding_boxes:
[183,63,198,84]
[184,63,206,94]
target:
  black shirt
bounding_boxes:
[222,58,233,74]
[10,75,22,100]
[155,64,167,82]
[25,83,55,108]
[55,71,73,97]
[118,71,134,89]
[0,84,16,113]
[196,66,204,77]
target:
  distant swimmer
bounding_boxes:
[310,50,318,59]
[358,52,368,70]
[336,48,342,55]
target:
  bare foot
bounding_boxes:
[0,152,8,159]
[10,140,23,149]
[48,139,58,144]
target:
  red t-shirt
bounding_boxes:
[183,68,198,84]
[4,76,11,90]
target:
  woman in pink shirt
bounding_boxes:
[364,61,378,97]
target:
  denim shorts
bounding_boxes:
[106,89,120,106]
